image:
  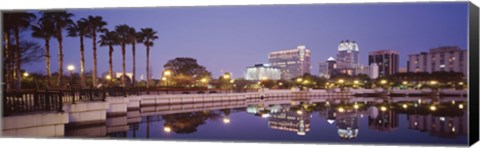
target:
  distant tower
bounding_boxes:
[337,40,360,67]
[319,57,337,79]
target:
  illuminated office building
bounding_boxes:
[407,46,467,77]
[269,45,311,80]
[368,49,399,76]
[245,64,282,80]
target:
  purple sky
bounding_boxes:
[20,2,468,79]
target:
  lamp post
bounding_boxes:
[67,65,75,88]
[338,79,345,91]
[163,70,172,87]
[105,75,112,86]
[23,72,29,77]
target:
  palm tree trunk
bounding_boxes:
[14,27,21,91]
[80,35,86,88]
[122,43,126,87]
[131,43,136,85]
[146,46,150,89]
[108,44,113,83]
[57,33,64,88]
[4,32,11,91]
[45,37,51,88]
[92,32,98,87]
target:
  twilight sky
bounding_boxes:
[20,2,468,79]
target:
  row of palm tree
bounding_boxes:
[3,12,36,91]
[3,11,159,90]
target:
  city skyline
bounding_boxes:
[17,2,468,79]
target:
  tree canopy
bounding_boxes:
[164,57,211,79]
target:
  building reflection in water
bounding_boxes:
[406,102,467,139]
[77,96,467,141]
[267,105,311,136]
[368,105,399,132]
[335,109,359,140]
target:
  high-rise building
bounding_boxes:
[336,40,360,68]
[407,46,467,77]
[319,57,337,78]
[335,40,361,75]
[368,50,399,77]
[245,64,282,81]
[269,45,311,80]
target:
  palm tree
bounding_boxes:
[4,12,36,90]
[115,24,132,87]
[138,28,158,89]
[41,11,74,88]
[32,15,55,88]
[99,30,119,84]
[84,16,107,88]
[3,14,14,90]
[67,19,90,88]
[127,27,138,85]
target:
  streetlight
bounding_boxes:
[353,104,359,109]
[296,78,303,82]
[67,65,75,88]
[164,70,171,76]
[223,73,231,79]
[23,72,29,77]
[380,80,388,85]
[353,80,360,85]
[429,80,438,85]
[380,106,387,112]
[303,80,309,84]
[338,79,345,84]
[163,70,172,87]
[67,65,75,73]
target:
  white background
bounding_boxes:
[1,0,479,148]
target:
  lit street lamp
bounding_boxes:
[163,70,173,87]
[67,65,75,88]
[380,79,388,85]
[67,65,75,73]
[164,70,172,76]
[223,74,231,79]
[296,78,303,82]
[353,80,360,85]
[23,72,29,77]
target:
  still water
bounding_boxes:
[66,97,468,146]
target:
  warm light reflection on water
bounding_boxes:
[66,97,468,145]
